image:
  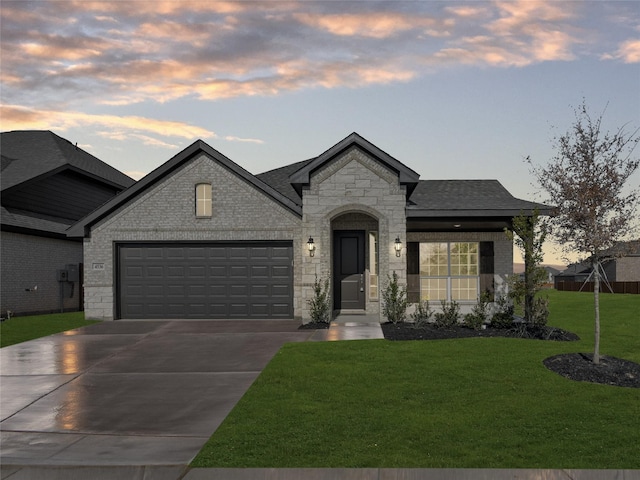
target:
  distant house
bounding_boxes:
[1,130,134,316]
[69,132,548,322]
[516,266,561,284]
[554,240,640,289]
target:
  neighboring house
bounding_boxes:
[555,240,640,287]
[68,133,547,322]
[517,266,561,284]
[1,130,135,316]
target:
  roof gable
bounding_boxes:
[288,132,420,197]
[1,130,135,191]
[68,139,302,237]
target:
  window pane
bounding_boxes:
[451,242,478,276]
[421,278,447,301]
[196,183,212,217]
[451,277,478,301]
[369,232,378,300]
[420,243,448,276]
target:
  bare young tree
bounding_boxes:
[529,101,639,364]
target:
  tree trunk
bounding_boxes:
[593,260,601,365]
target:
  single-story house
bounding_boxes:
[554,240,640,287]
[68,133,546,322]
[1,130,135,316]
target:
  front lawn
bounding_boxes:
[0,312,98,347]
[192,290,640,468]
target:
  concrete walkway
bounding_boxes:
[1,319,635,480]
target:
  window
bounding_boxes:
[369,231,378,299]
[195,183,212,217]
[419,242,479,301]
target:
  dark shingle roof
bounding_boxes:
[1,130,135,191]
[256,158,313,205]
[1,206,75,237]
[407,180,549,216]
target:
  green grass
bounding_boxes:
[0,312,99,347]
[192,290,640,468]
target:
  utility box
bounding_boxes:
[57,269,68,282]
[66,264,79,282]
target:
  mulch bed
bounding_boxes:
[543,353,640,388]
[381,323,579,342]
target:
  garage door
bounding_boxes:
[117,242,293,319]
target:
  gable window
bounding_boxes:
[419,242,479,301]
[195,183,212,217]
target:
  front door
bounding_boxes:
[333,230,366,311]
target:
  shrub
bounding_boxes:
[530,296,550,327]
[410,300,433,327]
[307,275,331,324]
[491,294,514,329]
[463,291,491,330]
[434,300,460,328]
[382,271,408,324]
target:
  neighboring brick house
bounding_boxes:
[1,130,135,316]
[555,240,640,287]
[69,133,546,322]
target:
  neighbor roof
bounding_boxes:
[1,130,135,192]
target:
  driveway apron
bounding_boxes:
[0,320,313,467]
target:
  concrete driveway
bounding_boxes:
[1,319,313,469]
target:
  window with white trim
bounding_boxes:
[195,183,212,217]
[419,242,479,301]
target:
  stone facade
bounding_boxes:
[301,147,407,321]
[83,154,301,320]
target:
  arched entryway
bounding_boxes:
[331,212,379,313]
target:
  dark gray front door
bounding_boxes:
[117,242,293,319]
[333,231,365,310]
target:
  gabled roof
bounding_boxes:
[256,158,312,206]
[68,140,302,238]
[406,180,550,217]
[288,132,420,197]
[1,130,134,192]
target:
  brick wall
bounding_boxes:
[83,154,301,320]
[1,231,82,316]
[615,256,640,282]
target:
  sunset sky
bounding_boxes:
[1,1,639,264]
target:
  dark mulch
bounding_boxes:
[298,322,330,330]
[543,353,640,388]
[381,323,579,342]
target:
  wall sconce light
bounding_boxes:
[394,236,402,257]
[307,237,316,257]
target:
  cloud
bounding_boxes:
[224,136,265,144]
[602,39,640,63]
[0,0,634,110]
[0,104,215,140]
[293,12,450,39]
